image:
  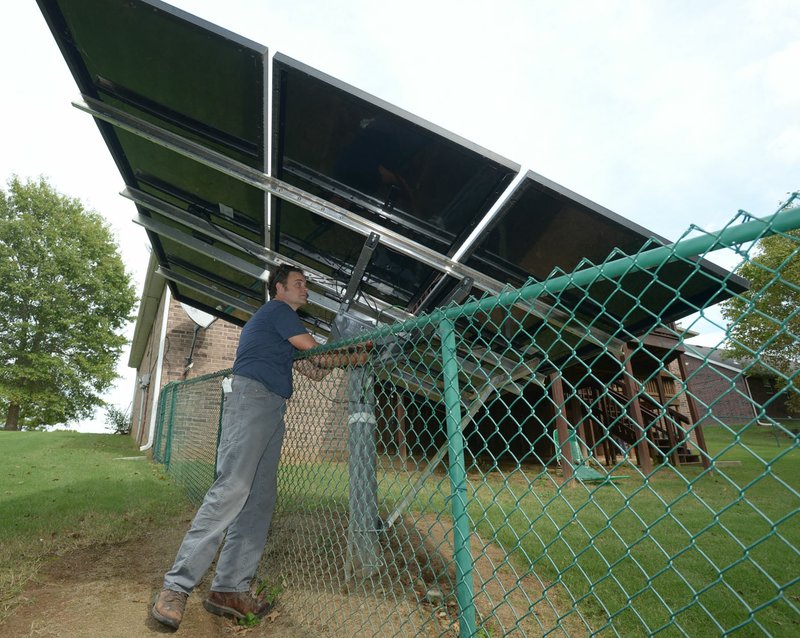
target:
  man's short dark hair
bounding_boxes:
[268,264,304,298]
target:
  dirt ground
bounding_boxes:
[0,512,456,637]
[1,508,582,637]
[0,519,311,638]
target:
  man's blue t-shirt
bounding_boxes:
[232,300,306,398]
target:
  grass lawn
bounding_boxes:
[272,423,798,636]
[464,422,800,637]
[0,430,191,621]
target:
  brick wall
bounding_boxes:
[159,297,241,385]
[130,293,241,446]
[130,294,346,460]
[683,356,756,425]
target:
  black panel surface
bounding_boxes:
[271,54,520,310]
[37,0,747,360]
[465,171,748,336]
[37,0,269,325]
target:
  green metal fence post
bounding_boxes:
[214,384,225,479]
[439,316,476,638]
[163,383,179,470]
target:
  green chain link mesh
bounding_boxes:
[152,371,227,505]
[153,197,799,637]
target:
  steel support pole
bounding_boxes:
[345,366,380,581]
[439,318,476,638]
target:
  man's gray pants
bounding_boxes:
[163,375,286,595]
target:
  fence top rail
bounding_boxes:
[296,193,800,357]
[160,368,232,390]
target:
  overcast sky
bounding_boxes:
[1,0,798,432]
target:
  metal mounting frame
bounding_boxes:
[125,187,412,327]
[74,95,624,352]
[156,267,261,316]
[330,232,381,341]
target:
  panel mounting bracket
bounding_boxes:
[330,232,380,341]
[442,276,474,307]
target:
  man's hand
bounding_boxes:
[293,359,329,381]
[294,341,373,380]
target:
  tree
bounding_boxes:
[104,404,132,435]
[0,176,137,430]
[721,195,800,415]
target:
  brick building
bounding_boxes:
[682,344,794,424]
[128,254,242,449]
[127,255,350,457]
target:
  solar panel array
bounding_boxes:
[37,0,745,368]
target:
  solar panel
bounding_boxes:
[463,170,746,335]
[36,0,271,323]
[36,0,747,363]
[270,54,520,310]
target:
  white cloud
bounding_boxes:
[758,41,800,107]
[767,125,800,164]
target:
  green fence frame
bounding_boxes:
[152,196,799,637]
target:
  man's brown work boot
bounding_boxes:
[203,590,273,620]
[151,588,188,629]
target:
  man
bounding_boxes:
[152,264,367,629]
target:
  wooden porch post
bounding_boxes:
[655,374,680,466]
[619,346,654,474]
[549,373,573,481]
[676,353,711,470]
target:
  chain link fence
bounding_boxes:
[152,196,799,637]
[152,371,227,504]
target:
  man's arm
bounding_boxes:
[289,333,371,379]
